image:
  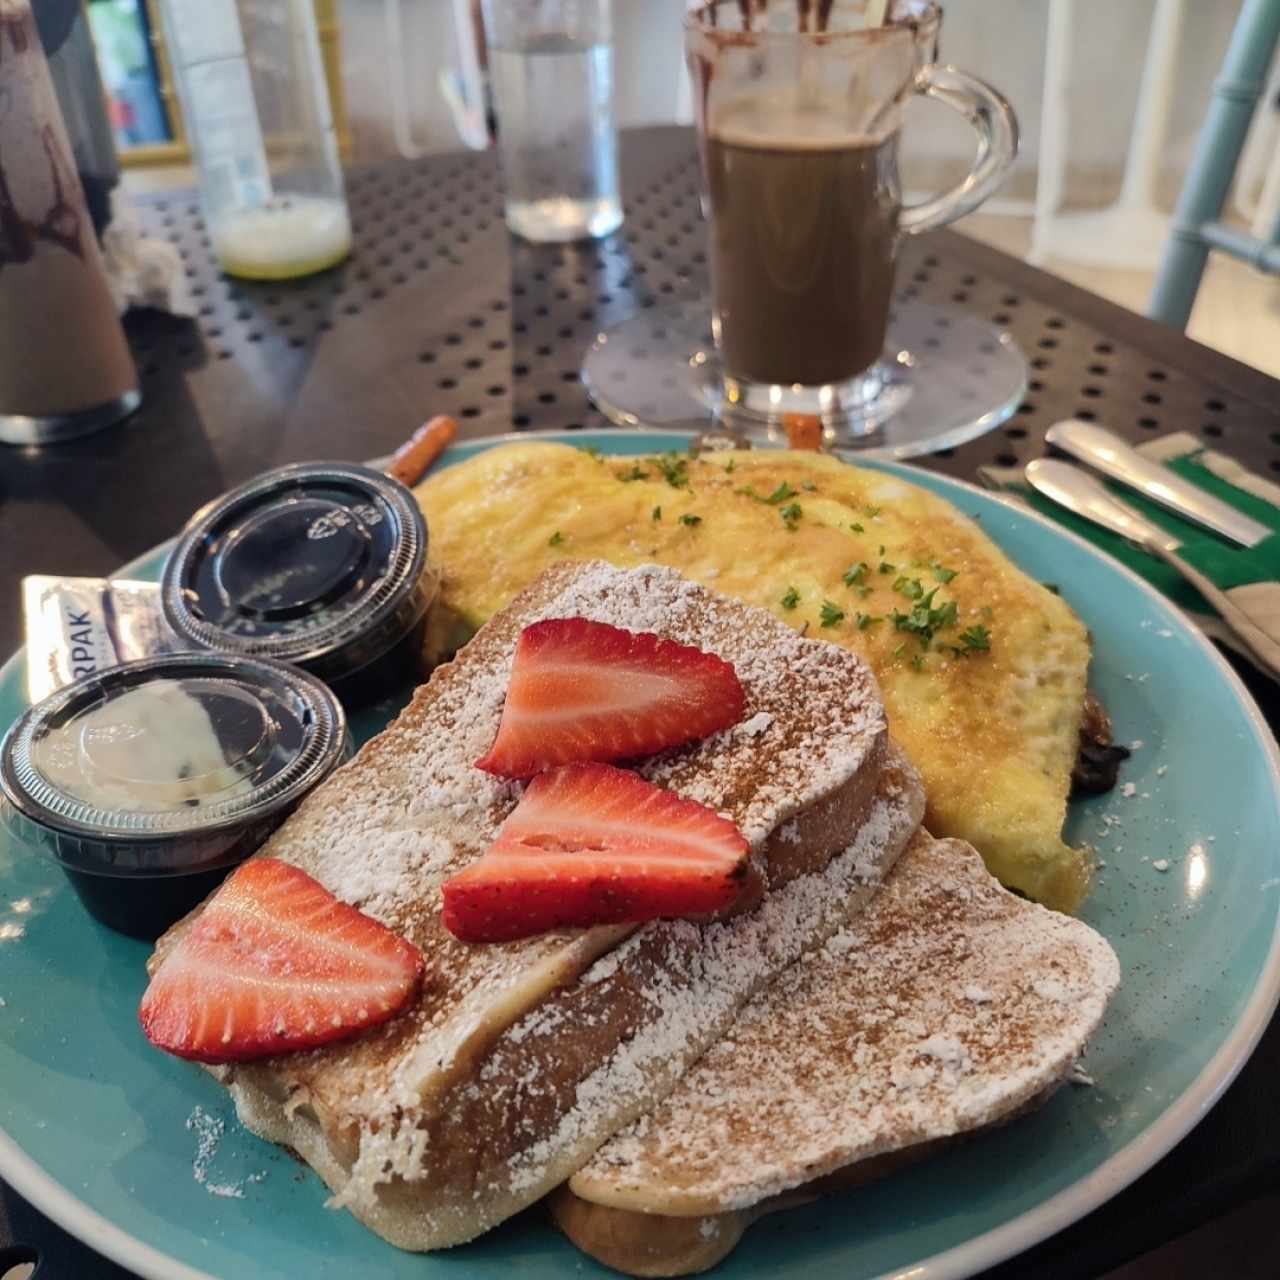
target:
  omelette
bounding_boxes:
[415,443,1092,912]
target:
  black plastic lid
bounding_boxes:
[160,463,429,683]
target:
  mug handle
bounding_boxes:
[898,65,1019,236]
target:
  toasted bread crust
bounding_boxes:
[547,1081,1068,1278]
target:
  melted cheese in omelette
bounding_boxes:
[416,443,1092,912]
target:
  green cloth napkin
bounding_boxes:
[980,435,1280,618]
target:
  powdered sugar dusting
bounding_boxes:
[570,833,1119,1214]
[1069,1062,1096,1087]
[736,712,773,738]
[489,762,918,1202]
[186,1106,266,1200]
[333,752,924,1236]
[202,562,888,1233]
[257,562,883,921]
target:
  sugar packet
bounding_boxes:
[22,575,185,704]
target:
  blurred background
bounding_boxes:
[87,0,1280,374]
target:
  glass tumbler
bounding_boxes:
[482,0,623,242]
[157,0,352,280]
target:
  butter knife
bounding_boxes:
[1025,459,1280,681]
[1043,419,1271,549]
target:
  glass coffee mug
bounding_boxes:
[685,0,1017,435]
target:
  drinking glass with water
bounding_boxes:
[481,0,623,242]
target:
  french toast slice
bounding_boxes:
[221,746,923,1249]
[555,827,1121,1276]
[149,561,898,1246]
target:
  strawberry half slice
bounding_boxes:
[475,618,746,778]
[139,859,425,1064]
[442,762,754,943]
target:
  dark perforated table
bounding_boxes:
[3,125,1280,1279]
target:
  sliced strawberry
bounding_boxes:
[139,859,425,1064]
[475,617,745,778]
[442,762,754,943]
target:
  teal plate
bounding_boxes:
[2,430,1279,1280]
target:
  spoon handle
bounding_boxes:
[1044,420,1271,549]
[1025,459,1181,553]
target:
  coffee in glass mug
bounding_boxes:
[686,0,1016,429]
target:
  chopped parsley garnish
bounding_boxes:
[580,445,602,460]
[548,530,564,547]
[894,576,925,600]
[780,502,803,530]
[878,561,896,574]
[738,481,799,507]
[890,587,959,650]
[1042,582,1061,595]
[865,504,882,517]
[955,624,991,654]
[781,586,800,610]
[931,562,958,584]
[679,512,702,527]
[911,653,925,672]
[618,464,650,481]
[651,505,662,521]
[843,562,868,587]
[654,453,690,488]
[724,458,736,473]
[850,521,864,533]
[893,642,907,659]
[856,612,883,630]
[819,600,845,628]
[802,482,817,492]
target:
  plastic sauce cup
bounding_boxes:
[0,654,349,938]
[161,463,436,705]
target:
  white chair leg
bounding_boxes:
[1031,0,1186,271]
[1028,0,1073,264]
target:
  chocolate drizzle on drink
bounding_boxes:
[0,5,30,53]
[0,11,84,272]
[0,125,85,270]
[715,0,836,34]
[794,0,839,34]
